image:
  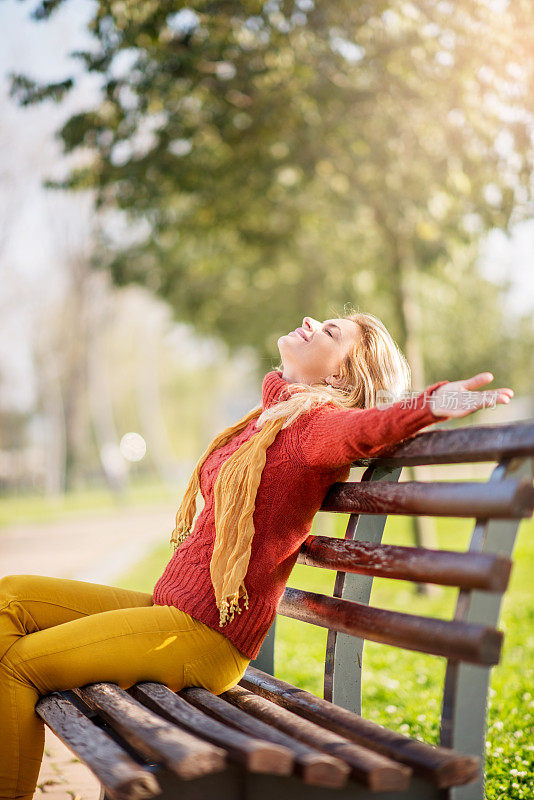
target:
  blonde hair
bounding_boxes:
[170,309,411,627]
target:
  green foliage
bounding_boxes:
[10,1,534,375]
[9,73,73,104]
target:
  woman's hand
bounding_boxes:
[430,372,514,419]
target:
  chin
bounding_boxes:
[277,334,291,352]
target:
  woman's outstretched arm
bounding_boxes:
[298,372,514,469]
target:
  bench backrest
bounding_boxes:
[250,419,534,794]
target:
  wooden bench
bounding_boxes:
[36,418,534,800]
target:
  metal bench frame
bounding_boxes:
[36,420,534,800]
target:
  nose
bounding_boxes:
[302,317,319,333]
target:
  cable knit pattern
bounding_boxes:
[152,370,450,660]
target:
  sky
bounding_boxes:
[0,0,533,413]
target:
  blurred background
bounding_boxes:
[0,1,533,796]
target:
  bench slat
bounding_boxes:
[35,691,160,800]
[76,683,226,780]
[320,479,534,518]
[279,587,503,665]
[221,684,413,792]
[350,421,534,466]
[130,681,294,775]
[178,685,355,788]
[297,535,512,590]
[240,666,480,789]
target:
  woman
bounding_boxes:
[0,310,513,799]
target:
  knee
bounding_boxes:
[0,574,34,604]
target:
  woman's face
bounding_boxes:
[277,316,361,386]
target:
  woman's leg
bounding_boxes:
[0,573,250,691]
[0,577,250,800]
[0,573,154,799]
[0,574,154,663]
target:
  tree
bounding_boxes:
[8,0,533,370]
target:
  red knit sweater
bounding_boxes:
[152,370,449,660]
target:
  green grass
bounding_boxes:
[115,513,533,800]
[0,477,178,528]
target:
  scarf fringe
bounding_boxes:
[170,521,190,553]
[218,585,249,627]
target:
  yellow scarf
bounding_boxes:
[170,407,287,626]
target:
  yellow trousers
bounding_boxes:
[0,574,251,800]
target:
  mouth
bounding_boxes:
[291,327,309,342]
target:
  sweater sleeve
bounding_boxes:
[298,380,450,469]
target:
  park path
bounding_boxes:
[0,501,177,800]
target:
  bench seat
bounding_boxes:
[37,667,480,800]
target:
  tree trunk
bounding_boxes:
[34,348,67,497]
[86,270,129,498]
[134,300,178,487]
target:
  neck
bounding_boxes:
[281,369,302,384]
[281,369,320,386]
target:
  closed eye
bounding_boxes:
[324,328,334,338]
